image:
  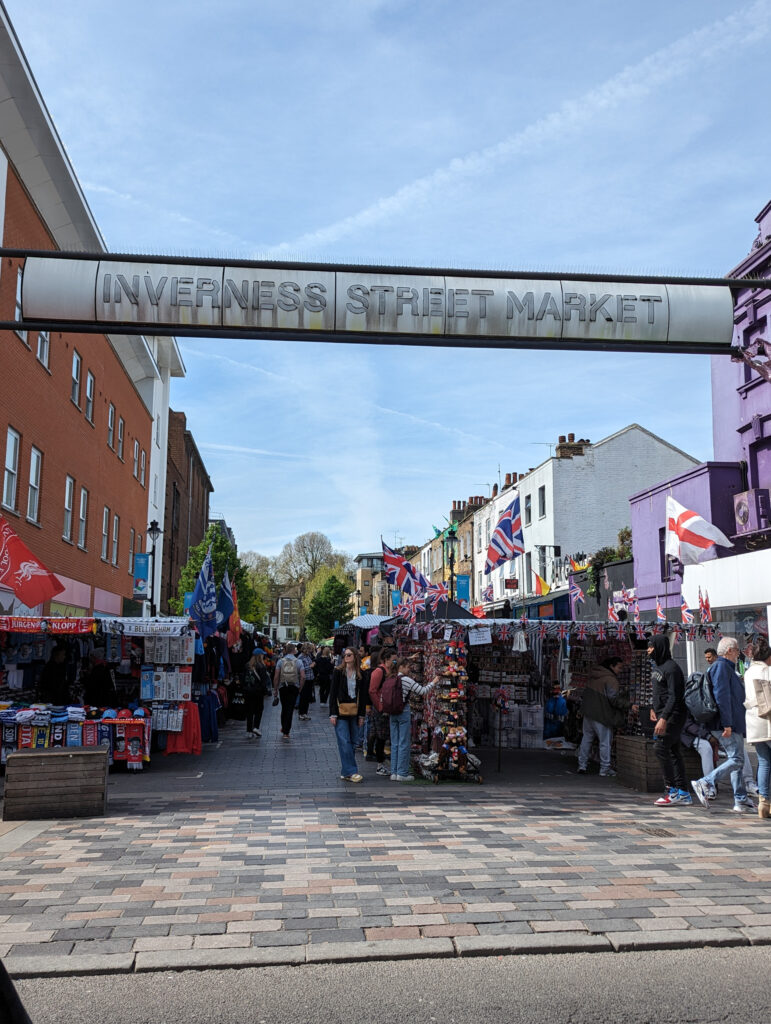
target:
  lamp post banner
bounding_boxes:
[19,255,736,352]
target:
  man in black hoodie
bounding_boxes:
[648,635,692,806]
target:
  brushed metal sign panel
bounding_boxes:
[336,272,447,335]
[96,261,224,327]
[221,267,335,331]
[22,257,97,321]
[665,284,734,346]
[444,277,560,338]
[558,281,669,344]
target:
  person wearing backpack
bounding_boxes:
[366,649,390,777]
[384,657,436,782]
[272,643,305,740]
[742,638,771,819]
[691,637,755,813]
[648,636,692,807]
[328,647,367,782]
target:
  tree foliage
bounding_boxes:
[304,576,352,643]
[170,524,260,622]
[272,532,352,586]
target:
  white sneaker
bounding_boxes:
[396,774,414,782]
[390,774,397,781]
[733,797,756,813]
[253,728,261,737]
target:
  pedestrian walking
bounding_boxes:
[328,647,367,782]
[742,637,771,819]
[315,648,333,704]
[648,636,692,806]
[244,648,270,738]
[691,636,755,813]
[366,649,390,776]
[576,656,629,778]
[382,656,436,782]
[272,643,305,740]
[297,643,316,720]
[680,712,719,799]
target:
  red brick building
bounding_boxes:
[0,10,185,616]
[161,411,213,613]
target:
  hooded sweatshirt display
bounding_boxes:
[649,636,686,723]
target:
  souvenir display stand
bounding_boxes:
[0,616,205,772]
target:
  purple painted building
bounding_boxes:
[631,201,771,641]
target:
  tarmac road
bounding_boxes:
[15,946,771,1024]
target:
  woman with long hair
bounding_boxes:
[244,649,270,737]
[328,647,367,782]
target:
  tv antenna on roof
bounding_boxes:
[529,442,555,457]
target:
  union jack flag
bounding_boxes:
[426,581,448,612]
[674,623,683,642]
[577,623,588,641]
[482,583,494,603]
[615,621,626,639]
[410,592,426,614]
[704,625,715,642]
[538,622,548,639]
[621,583,631,605]
[394,601,411,620]
[569,579,585,607]
[607,600,619,623]
[681,597,694,624]
[558,623,570,640]
[596,623,607,641]
[699,587,712,623]
[633,600,640,623]
[686,626,697,641]
[382,541,429,596]
[635,622,646,640]
[656,598,666,623]
[483,496,524,575]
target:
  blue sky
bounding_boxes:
[8,0,771,556]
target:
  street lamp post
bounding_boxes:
[354,589,361,615]
[445,533,458,604]
[147,519,162,618]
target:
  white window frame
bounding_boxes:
[36,330,50,368]
[27,447,42,522]
[3,428,20,511]
[524,493,532,526]
[133,440,139,478]
[71,351,82,406]
[85,371,95,422]
[117,418,124,459]
[485,518,491,546]
[155,414,161,448]
[128,527,135,574]
[538,484,546,519]
[101,505,110,560]
[140,449,146,487]
[111,513,120,565]
[63,475,75,541]
[107,404,115,448]
[78,487,88,548]
[14,269,26,343]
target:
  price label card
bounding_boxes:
[469,626,492,645]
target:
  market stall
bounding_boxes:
[0,616,212,769]
[370,613,723,785]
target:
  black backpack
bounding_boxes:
[684,667,718,725]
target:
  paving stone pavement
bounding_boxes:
[1,701,770,976]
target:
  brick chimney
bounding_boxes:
[555,431,588,459]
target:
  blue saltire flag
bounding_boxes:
[216,565,235,627]
[190,544,218,640]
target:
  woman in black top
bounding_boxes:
[244,650,270,737]
[328,647,367,782]
[314,648,334,704]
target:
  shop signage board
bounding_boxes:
[469,625,493,645]
[16,253,739,354]
[504,578,518,590]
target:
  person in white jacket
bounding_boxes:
[743,638,771,819]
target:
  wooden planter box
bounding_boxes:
[3,747,109,820]
[616,734,703,793]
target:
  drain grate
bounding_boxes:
[638,825,675,838]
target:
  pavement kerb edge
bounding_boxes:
[4,930,763,978]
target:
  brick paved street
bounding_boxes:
[1,701,770,977]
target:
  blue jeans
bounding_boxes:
[389,708,412,776]
[755,740,771,800]
[334,717,359,777]
[702,730,747,800]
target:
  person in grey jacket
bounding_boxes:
[691,636,755,814]
[577,657,626,777]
